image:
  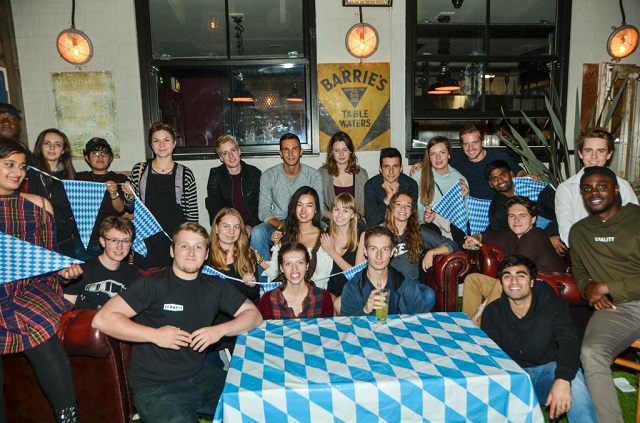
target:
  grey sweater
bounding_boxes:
[258,163,324,222]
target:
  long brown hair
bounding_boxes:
[383,192,422,264]
[418,136,451,208]
[321,131,361,176]
[327,193,358,252]
[33,128,76,178]
[277,242,312,290]
[209,208,256,276]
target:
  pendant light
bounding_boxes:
[607,0,639,61]
[56,0,93,66]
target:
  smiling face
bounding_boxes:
[507,204,536,237]
[41,132,65,164]
[500,264,534,302]
[217,139,241,170]
[215,213,241,249]
[279,138,302,167]
[578,137,613,168]
[0,113,20,139]
[460,131,485,162]
[488,167,515,194]
[0,152,27,194]
[170,230,208,279]
[332,200,355,227]
[296,194,317,224]
[379,157,402,184]
[150,129,176,159]
[85,148,113,173]
[392,193,413,223]
[99,228,133,264]
[429,142,450,174]
[364,234,394,271]
[279,249,308,286]
[580,173,620,219]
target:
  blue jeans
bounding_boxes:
[250,223,276,282]
[418,284,436,311]
[524,362,596,422]
[133,362,227,423]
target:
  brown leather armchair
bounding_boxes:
[4,309,135,423]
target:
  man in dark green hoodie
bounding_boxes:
[569,166,640,423]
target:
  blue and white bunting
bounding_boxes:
[0,231,83,284]
[467,196,491,234]
[513,177,550,202]
[342,261,368,281]
[432,184,467,232]
[131,196,167,258]
[62,180,106,249]
[202,265,229,280]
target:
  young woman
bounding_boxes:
[0,141,80,422]
[318,131,368,225]
[321,193,359,297]
[32,128,82,259]
[209,207,259,302]
[258,242,334,319]
[411,136,469,241]
[257,186,332,290]
[123,122,198,269]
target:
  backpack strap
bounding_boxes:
[174,163,184,206]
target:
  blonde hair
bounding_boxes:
[209,208,256,276]
[327,193,358,252]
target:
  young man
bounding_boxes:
[341,226,429,316]
[205,135,261,232]
[461,196,564,323]
[64,216,139,310]
[250,133,323,265]
[75,137,130,258]
[481,255,595,422]
[569,166,640,423]
[484,159,566,255]
[555,127,638,246]
[92,222,263,422]
[451,125,525,199]
[363,147,418,226]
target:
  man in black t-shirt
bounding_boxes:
[64,216,139,309]
[93,222,263,422]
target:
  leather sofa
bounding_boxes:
[425,243,592,337]
[3,309,135,423]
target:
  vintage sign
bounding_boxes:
[52,71,119,158]
[318,63,390,152]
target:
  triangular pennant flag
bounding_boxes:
[0,231,83,284]
[62,180,106,249]
[467,196,491,234]
[131,196,166,258]
[343,261,368,281]
[432,183,467,231]
[202,265,228,279]
[513,177,550,202]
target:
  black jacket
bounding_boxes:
[488,186,559,237]
[481,281,581,382]
[205,160,261,227]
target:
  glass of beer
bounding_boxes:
[466,244,480,265]
[375,289,391,322]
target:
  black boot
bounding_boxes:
[55,404,79,423]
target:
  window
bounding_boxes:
[407,0,571,156]
[136,0,316,159]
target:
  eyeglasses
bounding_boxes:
[104,238,132,246]
[89,150,110,157]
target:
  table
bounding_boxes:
[213,313,544,422]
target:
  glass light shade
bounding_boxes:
[345,23,379,59]
[607,25,639,60]
[56,29,93,65]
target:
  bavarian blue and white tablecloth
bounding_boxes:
[213,312,543,423]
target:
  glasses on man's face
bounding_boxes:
[89,150,110,157]
[104,238,132,247]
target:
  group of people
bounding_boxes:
[1,97,639,422]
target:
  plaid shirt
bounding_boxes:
[264,283,326,319]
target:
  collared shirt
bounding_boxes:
[259,283,331,319]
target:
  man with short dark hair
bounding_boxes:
[484,159,566,255]
[570,166,640,423]
[92,222,263,422]
[341,226,428,316]
[364,147,418,226]
[555,127,638,246]
[482,255,596,422]
[449,125,525,200]
[0,102,22,141]
[250,133,323,271]
[205,135,261,232]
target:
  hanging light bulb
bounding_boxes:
[56,0,93,66]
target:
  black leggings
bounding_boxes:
[0,336,76,422]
